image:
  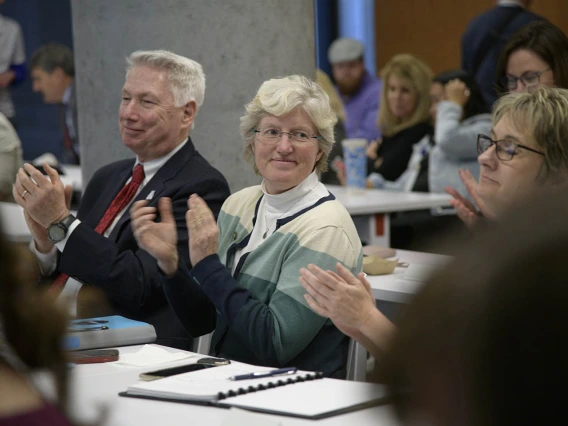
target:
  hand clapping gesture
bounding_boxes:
[186,194,219,267]
[131,197,179,276]
[445,168,496,229]
[299,262,376,338]
[13,163,73,253]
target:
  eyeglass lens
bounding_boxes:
[478,135,516,161]
[506,72,540,90]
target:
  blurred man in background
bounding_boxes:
[328,37,382,142]
[30,43,79,164]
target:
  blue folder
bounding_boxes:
[66,315,156,350]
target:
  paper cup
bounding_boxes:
[341,138,367,188]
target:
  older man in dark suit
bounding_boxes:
[461,0,544,106]
[14,50,230,350]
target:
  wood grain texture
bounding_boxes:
[374,0,567,75]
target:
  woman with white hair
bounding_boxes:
[130,75,362,378]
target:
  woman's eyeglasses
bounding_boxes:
[252,128,321,145]
[500,68,550,91]
[477,134,544,161]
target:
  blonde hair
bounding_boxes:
[315,69,346,123]
[240,75,337,175]
[492,87,568,183]
[377,54,433,137]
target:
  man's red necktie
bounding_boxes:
[49,164,145,293]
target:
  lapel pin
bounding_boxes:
[146,190,155,201]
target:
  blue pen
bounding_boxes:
[229,367,297,381]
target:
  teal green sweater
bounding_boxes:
[164,186,362,377]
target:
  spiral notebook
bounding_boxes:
[119,363,388,419]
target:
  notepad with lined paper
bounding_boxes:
[120,363,388,419]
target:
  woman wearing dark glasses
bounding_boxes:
[495,21,568,96]
[450,87,568,226]
[298,86,568,371]
[447,21,568,227]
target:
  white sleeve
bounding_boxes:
[29,219,82,275]
[54,218,81,252]
[29,239,57,276]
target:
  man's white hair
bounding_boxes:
[126,50,205,110]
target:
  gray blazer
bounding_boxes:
[429,101,492,197]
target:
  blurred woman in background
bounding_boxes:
[0,234,72,425]
[316,69,348,185]
[449,20,568,226]
[365,54,433,182]
[366,69,490,196]
[427,69,491,196]
[495,20,568,96]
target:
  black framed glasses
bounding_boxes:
[477,134,545,161]
[252,128,321,145]
[500,68,550,91]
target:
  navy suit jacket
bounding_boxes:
[61,81,80,165]
[56,138,229,349]
[461,5,544,106]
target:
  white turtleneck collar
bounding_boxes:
[230,171,329,275]
[261,171,322,214]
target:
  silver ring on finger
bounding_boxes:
[21,189,28,199]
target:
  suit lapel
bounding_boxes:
[82,163,133,229]
[108,138,196,241]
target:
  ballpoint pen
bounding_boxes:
[229,367,297,381]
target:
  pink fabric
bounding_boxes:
[0,403,72,426]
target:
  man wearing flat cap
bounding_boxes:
[328,37,382,142]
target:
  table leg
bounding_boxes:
[352,214,391,247]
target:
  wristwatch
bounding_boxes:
[47,214,77,244]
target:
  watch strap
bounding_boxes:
[47,214,77,243]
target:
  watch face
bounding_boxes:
[48,223,66,243]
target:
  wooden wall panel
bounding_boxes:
[374,0,568,75]
[531,0,568,33]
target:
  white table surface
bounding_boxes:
[0,201,29,242]
[326,185,452,215]
[0,201,78,243]
[63,344,401,426]
[60,164,83,191]
[367,249,452,303]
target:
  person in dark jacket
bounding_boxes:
[461,0,544,106]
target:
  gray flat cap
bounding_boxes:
[328,38,364,64]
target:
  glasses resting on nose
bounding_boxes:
[477,134,545,161]
[253,128,322,145]
[500,68,550,91]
